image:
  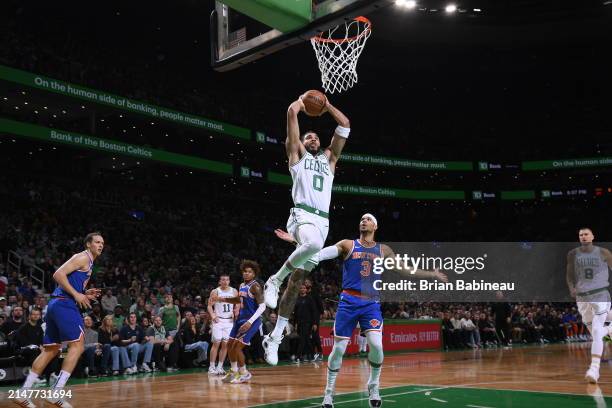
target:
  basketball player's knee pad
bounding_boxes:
[366,331,384,365]
[328,338,349,371]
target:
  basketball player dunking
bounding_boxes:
[263,92,350,365]
[210,260,266,384]
[276,214,447,408]
[566,227,612,383]
[207,273,239,375]
[14,232,103,408]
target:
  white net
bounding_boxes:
[310,16,372,94]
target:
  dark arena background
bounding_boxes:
[1,0,612,407]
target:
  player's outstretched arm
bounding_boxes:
[53,252,92,308]
[287,98,307,166]
[566,249,576,298]
[324,100,350,169]
[210,292,241,305]
[381,245,448,282]
[319,240,353,261]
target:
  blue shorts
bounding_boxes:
[229,318,262,345]
[43,298,84,345]
[334,293,383,339]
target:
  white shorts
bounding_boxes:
[287,207,329,268]
[577,302,611,325]
[212,321,234,342]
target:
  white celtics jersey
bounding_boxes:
[213,287,236,321]
[290,151,334,213]
[575,246,609,294]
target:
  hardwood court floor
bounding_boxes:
[2,342,612,408]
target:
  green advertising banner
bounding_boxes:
[0,65,251,140]
[339,152,472,171]
[522,157,612,171]
[0,118,233,175]
[267,172,465,200]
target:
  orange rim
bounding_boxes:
[311,16,371,44]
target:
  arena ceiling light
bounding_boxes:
[395,0,416,7]
[445,4,457,13]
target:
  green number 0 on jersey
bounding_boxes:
[313,175,324,192]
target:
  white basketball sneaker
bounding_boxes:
[230,371,252,384]
[263,334,283,366]
[368,383,382,408]
[322,393,334,408]
[585,366,600,384]
[264,276,281,309]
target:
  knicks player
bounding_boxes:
[566,227,612,383]
[276,214,447,408]
[210,260,266,384]
[207,273,239,375]
[14,232,103,408]
[263,92,350,365]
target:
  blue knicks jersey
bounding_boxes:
[238,280,259,320]
[342,240,382,300]
[51,251,93,299]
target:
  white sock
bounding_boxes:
[53,370,71,389]
[271,316,289,338]
[239,365,247,374]
[325,368,340,396]
[217,361,224,369]
[231,361,238,372]
[272,264,294,285]
[22,371,39,389]
[368,363,382,387]
[591,357,601,370]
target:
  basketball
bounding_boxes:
[301,90,328,116]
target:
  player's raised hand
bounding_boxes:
[296,95,307,111]
[74,292,92,309]
[274,229,297,245]
[238,321,252,335]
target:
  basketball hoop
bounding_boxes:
[311,16,372,94]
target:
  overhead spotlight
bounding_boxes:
[395,0,407,5]
[406,0,417,8]
[445,4,457,12]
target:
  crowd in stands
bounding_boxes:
[0,166,603,383]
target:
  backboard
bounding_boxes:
[210,0,393,72]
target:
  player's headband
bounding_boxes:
[362,213,378,227]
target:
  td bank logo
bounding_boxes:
[0,368,6,380]
[240,167,250,178]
